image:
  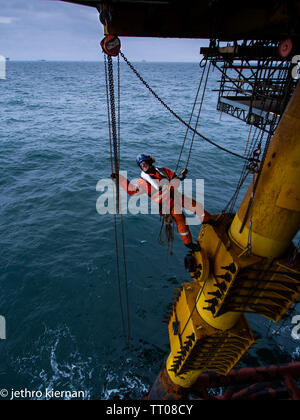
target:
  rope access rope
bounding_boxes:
[120,52,250,162]
[185,60,212,170]
[175,59,208,173]
[158,214,175,261]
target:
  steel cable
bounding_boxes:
[120,52,249,162]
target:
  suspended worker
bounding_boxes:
[112,154,216,251]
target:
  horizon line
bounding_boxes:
[6,59,201,62]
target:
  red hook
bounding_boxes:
[100,35,121,57]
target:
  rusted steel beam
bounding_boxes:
[235,388,290,400]
[231,381,274,400]
[192,362,300,390]
[284,375,300,400]
[147,366,188,400]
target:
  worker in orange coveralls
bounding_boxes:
[112,153,215,251]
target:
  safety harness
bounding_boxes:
[141,167,177,259]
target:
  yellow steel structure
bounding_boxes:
[154,82,300,395]
[230,81,300,258]
[55,0,300,401]
[166,282,254,382]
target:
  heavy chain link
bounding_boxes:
[104,54,131,345]
[107,55,120,212]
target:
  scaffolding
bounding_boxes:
[201,40,297,135]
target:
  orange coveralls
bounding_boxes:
[119,167,210,247]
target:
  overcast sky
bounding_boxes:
[0,0,208,61]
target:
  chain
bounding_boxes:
[104,55,131,345]
[120,52,249,162]
[107,55,120,213]
[246,175,255,255]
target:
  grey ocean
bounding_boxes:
[0,61,299,399]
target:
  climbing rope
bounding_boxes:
[246,174,255,255]
[175,59,209,173]
[120,52,250,162]
[120,50,249,252]
[185,61,212,171]
[222,90,272,220]
[158,214,175,261]
[158,58,211,257]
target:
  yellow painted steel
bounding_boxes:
[229,82,300,258]
[189,248,210,283]
[230,213,286,259]
[276,183,300,212]
[166,282,254,388]
[148,79,300,400]
[195,217,300,323]
[197,273,241,330]
[228,255,300,322]
[194,216,261,321]
[166,355,202,389]
[161,84,300,393]
[101,2,109,35]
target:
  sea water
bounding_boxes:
[0,60,299,399]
